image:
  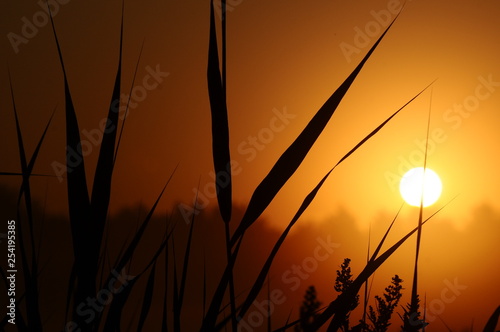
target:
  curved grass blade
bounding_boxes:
[234,84,432,322]
[200,237,243,331]
[102,237,169,331]
[207,0,232,225]
[161,217,173,332]
[483,306,500,332]
[178,188,198,311]
[230,12,403,247]
[369,204,403,262]
[90,1,125,281]
[173,236,180,332]
[207,0,237,328]
[106,169,175,288]
[206,80,432,331]
[114,39,145,165]
[48,6,96,328]
[136,262,157,332]
[408,90,434,329]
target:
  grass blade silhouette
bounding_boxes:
[179,190,198,311]
[483,306,500,332]
[136,262,157,332]
[90,1,125,289]
[207,0,237,328]
[207,0,232,224]
[234,84,431,323]
[102,236,169,330]
[48,7,96,328]
[230,12,403,247]
[406,90,433,331]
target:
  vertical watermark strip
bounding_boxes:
[6,220,17,324]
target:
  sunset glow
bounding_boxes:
[399,167,443,207]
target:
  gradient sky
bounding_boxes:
[1,0,500,330]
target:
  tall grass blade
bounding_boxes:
[102,237,168,331]
[179,193,198,310]
[64,264,77,324]
[173,236,181,332]
[369,204,403,262]
[207,0,233,224]
[110,170,175,279]
[235,85,431,322]
[208,0,238,323]
[200,237,243,331]
[407,90,433,329]
[483,306,500,332]
[48,6,96,328]
[162,221,171,332]
[231,13,403,247]
[90,2,125,286]
[207,0,239,317]
[114,39,145,165]
[267,276,272,332]
[102,273,139,331]
[203,250,207,321]
[136,262,157,332]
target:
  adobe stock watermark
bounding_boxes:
[384,73,500,192]
[237,235,340,331]
[339,0,404,63]
[409,277,467,327]
[65,268,135,332]
[178,106,296,223]
[51,64,169,182]
[7,0,71,54]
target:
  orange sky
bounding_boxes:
[1,0,500,330]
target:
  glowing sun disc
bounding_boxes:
[399,167,442,207]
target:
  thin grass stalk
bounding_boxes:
[203,249,207,321]
[361,224,371,330]
[95,174,175,329]
[114,39,145,165]
[178,189,199,310]
[161,215,172,332]
[437,315,453,332]
[200,237,243,331]
[409,90,433,328]
[102,235,170,331]
[173,236,180,332]
[136,262,157,332]
[207,0,236,328]
[103,235,170,332]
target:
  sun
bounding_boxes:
[399,167,442,207]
